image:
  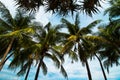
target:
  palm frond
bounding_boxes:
[45,53,61,69]
[41,61,48,75]
[87,20,101,29]
[0,1,13,25]
[0,18,13,31]
[17,62,32,76]
[60,65,68,79]
[61,40,74,54]
[14,0,43,11]
[79,0,101,17]
[61,18,75,34]
[83,35,108,43]
[80,20,101,34]
[0,27,35,38]
[74,13,80,28]
[69,50,78,62]
[52,54,61,69]
[104,0,120,18]
[45,0,78,16]
[50,46,63,59]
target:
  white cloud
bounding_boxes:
[0,0,52,26]
[35,7,52,26]
[0,0,16,16]
[0,69,20,80]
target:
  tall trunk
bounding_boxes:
[0,38,14,70]
[95,54,107,80]
[85,60,92,80]
[25,65,31,80]
[34,58,43,80]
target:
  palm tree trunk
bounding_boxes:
[34,58,43,80]
[95,54,107,80]
[85,60,92,80]
[25,65,31,80]
[77,42,92,80]
[0,38,14,70]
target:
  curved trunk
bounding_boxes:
[0,38,14,70]
[95,54,107,80]
[25,65,31,80]
[85,60,92,80]
[34,58,43,80]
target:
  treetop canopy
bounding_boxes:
[14,0,103,16]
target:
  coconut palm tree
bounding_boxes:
[33,22,68,80]
[81,37,108,80]
[8,34,36,80]
[104,0,120,19]
[9,22,68,80]
[0,1,35,70]
[14,0,102,16]
[98,0,120,74]
[60,13,101,80]
[97,20,120,73]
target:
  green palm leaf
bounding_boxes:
[41,61,48,75]
[60,65,68,79]
[0,1,13,26]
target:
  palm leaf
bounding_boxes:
[74,13,80,29]
[79,0,101,17]
[60,65,68,79]
[52,54,61,69]
[83,35,108,43]
[61,40,74,54]
[86,20,101,29]
[41,61,47,75]
[80,20,101,34]
[0,18,13,30]
[61,18,75,35]
[104,0,120,18]
[17,61,32,76]
[0,27,35,38]
[45,53,61,69]
[0,1,13,25]
[69,50,78,62]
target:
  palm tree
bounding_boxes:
[0,1,35,70]
[104,0,120,19]
[8,35,36,80]
[60,13,101,80]
[33,22,68,80]
[79,0,101,17]
[98,0,120,74]
[14,0,102,16]
[97,20,120,73]
[9,22,68,80]
[81,37,108,80]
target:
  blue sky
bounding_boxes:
[0,0,120,80]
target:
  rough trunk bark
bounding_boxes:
[85,60,92,80]
[95,54,107,80]
[0,38,14,70]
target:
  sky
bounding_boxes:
[0,0,120,80]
